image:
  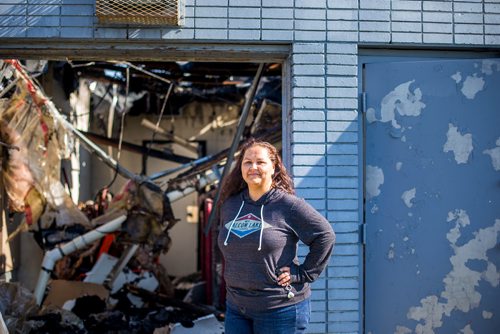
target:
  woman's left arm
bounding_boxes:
[287,198,336,284]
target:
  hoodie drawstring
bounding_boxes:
[258,204,264,251]
[224,201,245,246]
[223,201,266,251]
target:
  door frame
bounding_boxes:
[0,39,294,287]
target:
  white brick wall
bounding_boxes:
[1,1,497,44]
[1,1,499,333]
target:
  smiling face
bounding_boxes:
[241,145,275,192]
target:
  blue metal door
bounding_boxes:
[364,58,500,334]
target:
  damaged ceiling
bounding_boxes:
[59,60,282,115]
[0,58,282,333]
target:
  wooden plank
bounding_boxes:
[0,40,290,62]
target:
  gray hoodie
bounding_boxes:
[217,188,335,311]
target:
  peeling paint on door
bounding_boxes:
[454,59,500,101]
[365,58,500,334]
[395,325,413,334]
[366,165,384,199]
[387,242,396,260]
[481,59,500,75]
[459,324,474,334]
[366,107,377,123]
[483,138,500,171]
[401,188,416,208]
[460,74,485,99]
[443,124,473,164]
[378,81,426,129]
[482,311,493,319]
[366,80,427,130]
[446,209,470,244]
[451,72,462,83]
[403,217,500,334]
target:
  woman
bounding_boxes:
[217,138,335,334]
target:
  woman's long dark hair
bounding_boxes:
[219,138,295,206]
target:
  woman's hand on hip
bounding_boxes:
[277,266,291,287]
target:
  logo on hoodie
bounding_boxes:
[225,213,271,238]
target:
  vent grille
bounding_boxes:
[96,0,179,26]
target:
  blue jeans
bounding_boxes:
[225,298,311,334]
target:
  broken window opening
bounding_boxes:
[0,58,283,333]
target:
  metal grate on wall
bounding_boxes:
[96,0,181,26]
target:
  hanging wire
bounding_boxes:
[109,60,172,85]
[75,82,113,118]
[116,66,129,162]
[145,83,174,159]
[169,89,175,134]
[100,66,130,192]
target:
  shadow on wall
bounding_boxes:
[0,2,96,38]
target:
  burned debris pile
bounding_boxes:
[0,281,223,333]
[0,59,281,333]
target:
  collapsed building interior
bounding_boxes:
[0,58,283,333]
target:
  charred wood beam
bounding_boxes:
[0,41,290,63]
[83,131,193,164]
[204,63,265,234]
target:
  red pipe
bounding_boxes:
[201,198,213,304]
